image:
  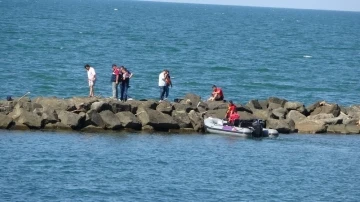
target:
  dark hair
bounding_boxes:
[112,64,117,67]
[212,85,217,88]
[84,64,90,68]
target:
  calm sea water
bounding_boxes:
[1,0,360,106]
[1,0,360,201]
[0,131,359,201]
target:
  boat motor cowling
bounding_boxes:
[252,119,263,137]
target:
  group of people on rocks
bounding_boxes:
[84,64,239,123]
[84,64,133,101]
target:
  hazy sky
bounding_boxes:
[144,0,360,12]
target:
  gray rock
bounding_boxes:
[172,111,192,129]
[58,111,86,129]
[267,119,295,134]
[40,108,58,124]
[99,110,122,130]
[271,107,288,119]
[173,103,196,113]
[183,93,201,106]
[310,104,341,117]
[284,101,306,114]
[90,101,112,113]
[156,101,173,115]
[136,107,179,131]
[295,120,327,134]
[239,111,258,120]
[188,110,204,132]
[139,100,158,110]
[268,103,282,110]
[246,100,263,110]
[69,97,99,111]
[287,110,306,123]
[87,110,106,128]
[258,100,268,110]
[206,101,228,110]
[34,97,76,111]
[108,100,131,113]
[327,124,360,134]
[116,111,142,130]
[0,114,14,129]
[16,110,43,129]
[206,109,227,119]
[268,97,287,107]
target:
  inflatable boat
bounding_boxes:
[204,117,279,138]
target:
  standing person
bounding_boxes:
[158,69,167,102]
[111,64,120,99]
[120,67,131,101]
[84,64,96,97]
[164,70,172,100]
[208,85,224,101]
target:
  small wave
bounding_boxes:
[114,8,118,11]
[303,55,312,58]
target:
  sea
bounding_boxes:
[1,0,360,201]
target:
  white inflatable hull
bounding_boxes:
[204,117,279,138]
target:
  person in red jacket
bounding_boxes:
[228,111,240,126]
[208,85,224,101]
[225,100,237,119]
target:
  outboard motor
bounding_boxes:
[252,119,263,137]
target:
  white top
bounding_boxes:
[158,71,166,86]
[87,67,96,81]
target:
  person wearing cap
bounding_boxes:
[84,64,96,97]
[208,85,224,101]
[111,64,120,99]
[225,100,237,119]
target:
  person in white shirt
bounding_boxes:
[84,64,96,97]
[158,69,167,101]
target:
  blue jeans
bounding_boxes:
[112,82,118,98]
[159,86,168,100]
[120,83,128,101]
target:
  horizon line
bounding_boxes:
[139,0,360,12]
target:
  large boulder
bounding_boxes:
[16,110,43,129]
[69,97,99,111]
[57,111,86,129]
[268,97,287,107]
[172,111,192,129]
[0,114,14,129]
[86,110,106,128]
[188,110,204,132]
[90,101,112,113]
[327,124,360,134]
[34,97,76,111]
[206,109,227,119]
[271,107,288,120]
[108,100,131,113]
[33,108,58,124]
[310,103,341,117]
[156,101,173,115]
[307,113,342,125]
[183,93,201,106]
[295,120,327,134]
[239,111,258,120]
[267,119,295,134]
[116,111,141,130]
[136,107,179,131]
[284,101,306,114]
[287,110,306,123]
[206,101,228,110]
[139,100,158,110]
[99,110,122,130]
[14,101,43,112]
[173,103,196,113]
[252,109,270,121]
[246,100,263,110]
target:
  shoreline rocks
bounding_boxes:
[1,94,360,135]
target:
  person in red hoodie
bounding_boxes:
[208,85,224,101]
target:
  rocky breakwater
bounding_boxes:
[1,94,360,134]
